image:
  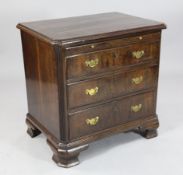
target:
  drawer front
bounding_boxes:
[67,66,158,109]
[65,32,160,56]
[67,42,160,80]
[69,91,155,140]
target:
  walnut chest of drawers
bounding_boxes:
[17,12,166,167]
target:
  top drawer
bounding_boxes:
[66,41,160,80]
[65,32,160,56]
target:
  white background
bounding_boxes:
[0,0,183,174]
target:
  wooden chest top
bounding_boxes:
[17,12,166,45]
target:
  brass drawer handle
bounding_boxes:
[131,104,142,112]
[86,116,99,126]
[132,50,144,59]
[132,76,143,85]
[85,58,99,68]
[85,87,98,96]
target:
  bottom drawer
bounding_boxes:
[69,91,156,140]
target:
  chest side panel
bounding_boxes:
[21,31,60,139]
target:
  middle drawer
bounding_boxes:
[67,66,158,109]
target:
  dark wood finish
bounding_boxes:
[26,113,159,147]
[69,91,155,140]
[26,118,41,138]
[21,31,61,140]
[65,32,161,56]
[17,12,166,45]
[17,12,166,168]
[67,42,160,80]
[136,127,158,139]
[47,139,89,168]
[68,66,158,109]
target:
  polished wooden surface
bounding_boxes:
[21,31,60,139]
[66,41,160,80]
[17,12,166,45]
[69,91,155,140]
[68,66,158,109]
[65,32,161,56]
[17,12,166,168]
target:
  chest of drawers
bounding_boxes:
[17,12,166,168]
